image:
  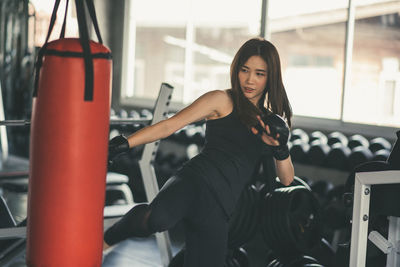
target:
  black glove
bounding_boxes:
[255,112,290,160]
[271,144,290,161]
[108,135,130,164]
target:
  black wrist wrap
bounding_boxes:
[272,144,290,161]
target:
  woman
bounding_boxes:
[104,37,294,266]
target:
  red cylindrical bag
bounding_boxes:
[26,0,112,266]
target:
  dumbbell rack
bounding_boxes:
[350,170,400,267]
[138,83,174,266]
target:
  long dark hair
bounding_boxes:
[229,37,292,128]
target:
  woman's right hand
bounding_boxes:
[108,135,130,164]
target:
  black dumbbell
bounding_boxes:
[325,143,351,170]
[309,131,328,145]
[348,134,369,150]
[369,137,391,153]
[327,131,348,147]
[291,128,309,144]
[290,139,310,164]
[308,140,331,166]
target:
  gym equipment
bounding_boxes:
[0,196,26,267]
[310,180,334,206]
[309,131,328,145]
[289,139,310,164]
[325,143,351,170]
[261,185,322,260]
[387,130,400,168]
[266,254,322,267]
[27,0,112,265]
[349,170,400,267]
[369,137,391,153]
[105,172,134,206]
[372,149,390,162]
[327,131,348,147]
[308,140,331,166]
[290,128,309,144]
[347,134,369,150]
[0,83,173,266]
[347,147,373,170]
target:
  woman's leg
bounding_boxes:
[182,184,229,267]
[104,175,198,246]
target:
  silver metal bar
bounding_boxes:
[387,216,400,267]
[0,227,26,240]
[349,170,400,267]
[340,0,356,121]
[0,79,9,162]
[0,118,150,126]
[260,0,271,41]
[349,174,371,267]
[139,83,173,267]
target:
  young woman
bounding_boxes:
[104,37,294,266]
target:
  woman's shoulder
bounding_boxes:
[203,89,234,119]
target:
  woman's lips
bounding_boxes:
[244,87,255,93]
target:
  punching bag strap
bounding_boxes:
[85,0,103,44]
[60,0,70,39]
[33,0,62,97]
[75,0,94,101]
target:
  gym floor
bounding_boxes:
[103,236,182,267]
[102,226,269,267]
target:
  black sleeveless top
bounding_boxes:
[177,106,273,217]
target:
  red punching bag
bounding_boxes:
[27,0,112,266]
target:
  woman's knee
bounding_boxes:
[147,206,177,233]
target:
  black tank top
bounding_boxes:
[177,106,273,217]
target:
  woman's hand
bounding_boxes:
[251,115,280,146]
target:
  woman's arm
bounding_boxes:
[275,156,294,186]
[125,90,228,148]
[251,116,294,186]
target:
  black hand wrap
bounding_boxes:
[272,144,290,161]
[257,111,291,160]
[108,135,130,164]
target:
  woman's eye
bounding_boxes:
[240,68,248,72]
[257,72,266,76]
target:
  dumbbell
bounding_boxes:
[347,134,369,150]
[347,146,373,170]
[325,143,351,170]
[290,128,309,144]
[369,137,391,153]
[309,131,328,145]
[290,139,310,164]
[308,140,331,166]
[372,149,390,161]
[327,131,348,147]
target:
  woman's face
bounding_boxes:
[238,55,267,106]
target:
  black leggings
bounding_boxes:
[104,175,229,267]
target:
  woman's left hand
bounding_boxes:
[251,115,280,146]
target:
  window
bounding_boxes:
[269,0,348,119]
[120,0,262,105]
[120,0,400,129]
[343,0,400,127]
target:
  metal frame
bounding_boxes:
[350,170,400,267]
[138,83,173,266]
[340,0,356,121]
